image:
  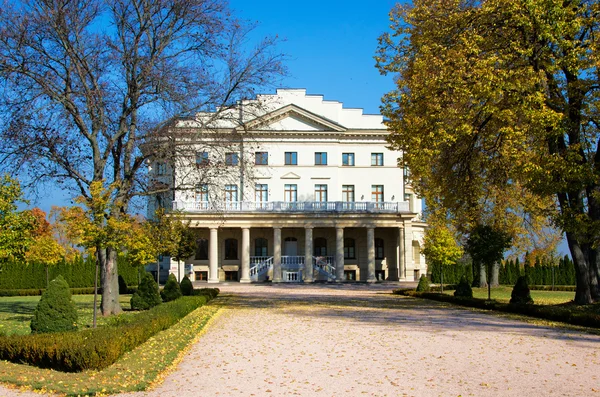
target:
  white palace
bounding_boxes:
[149,89,427,283]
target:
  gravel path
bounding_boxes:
[122,283,599,397]
[1,283,599,397]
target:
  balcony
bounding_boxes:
[172,200,410,213]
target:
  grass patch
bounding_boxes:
[0,294,136,336]
[441,286,575,305]
[0,296,224,395]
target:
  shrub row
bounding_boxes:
[0,289,219,372]
[393,289,600,328]
[0,255,142,290]
[500,255,576,286]
[528,285,577,292]
[0,286,138,297]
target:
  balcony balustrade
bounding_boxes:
[172,200,410,213]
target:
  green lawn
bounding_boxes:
[442,286,575,305]
[0,294,136,336]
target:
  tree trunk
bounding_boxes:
[99,247,122,315]
[566,232,593,304]
[478,262,487,288]
[589,247,600,301]
[490,262,499,287]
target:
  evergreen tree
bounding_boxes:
[131,272,161,310]
[30,275,78,333]
[161,274,182,302]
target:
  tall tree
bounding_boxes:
[376,0,600,304]
[25,208,66,288]
[0,0,285,314]
[422,221,463,293]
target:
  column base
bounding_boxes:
[239,278,251,283]
[272,279,283,283]
[303,279,314,283]
[335,279,345,283]
[207,279,220,284]
[367,278,377,283]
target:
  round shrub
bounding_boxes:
[131,272,161,310]
[416,275,431,292]
[454,275,473,298]
[510,275,534,304]
[161,274,182,302]
[30,275,78,334]
[180,275,193,296]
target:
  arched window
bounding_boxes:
[314,237,327,256]
[255,238,268,256]
[344,238,356,259]
[225,238,238,260]
[375,238,384,259]
[195,238,208,260]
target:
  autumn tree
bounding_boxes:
[422,221,463,293]
[376,0,600,304]
[25,208,66,288]
[0,174,35,261]
[0,0,285,314]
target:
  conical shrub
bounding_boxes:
[30,275,78,333]
[510,276,534,304]
[131,272,162,310]
[416,274,430,292]
[180,275,193,296]
[454,275,473,298]
[161,274,182,302]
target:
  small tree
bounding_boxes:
[161,274,182,302]
[30,275,78,333]
[131,272,162,310]
[25,209,66,288]
[510,276,534,304]
[422,222,463,293]
[416,274,431,292]
[0,175,35,261]
[180,275,194,296]
[466,224,512,301]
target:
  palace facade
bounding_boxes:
[149,89,426,283]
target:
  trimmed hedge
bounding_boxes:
[0,255,142,290]
[393,289,600,329]
[0,286,138,297]
[0,288,219,372]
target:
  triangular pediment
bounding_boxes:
[237,104,347,132]
[281,172,301,179]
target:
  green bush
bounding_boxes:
[0,291,218,372]
[131,272,162,310]
[161,274,182,302]
[454,276,473,298]
[30,276,78,334]
[510,276,534,304]
[192,287,220,299]
[180,275,193,296]
[416,275,430,292]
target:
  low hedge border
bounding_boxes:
[428,284,576,292]
[393,289,600,329]
[0,288,220,372]
[0,286,139,297]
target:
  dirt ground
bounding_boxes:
[1,283,599,396]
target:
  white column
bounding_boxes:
[273,227,282,283]
[397,227,404,280]
[304,227,313,283]
[335,227,344,282]
[404,220,414,281]
[208,228,219,283]
[240,227,251,283]
[367,227,376,282]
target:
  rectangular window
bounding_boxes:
[195,184,208,202]
[315,152,327,165]
[314,184,328,202]
[284,184,297,202]
[342,153,355,166]
[156,162,167,175]
[342,185,355,202]
[255,184,268,202]
[285,152,297,165]
[225,152,239,166]
[225,239,238,260]
[372,185,384,203]
[196,151,209,166]
[255,152,268,165]
[195,239,208,260]
[225,184,238,202]
[371,153,384,166]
